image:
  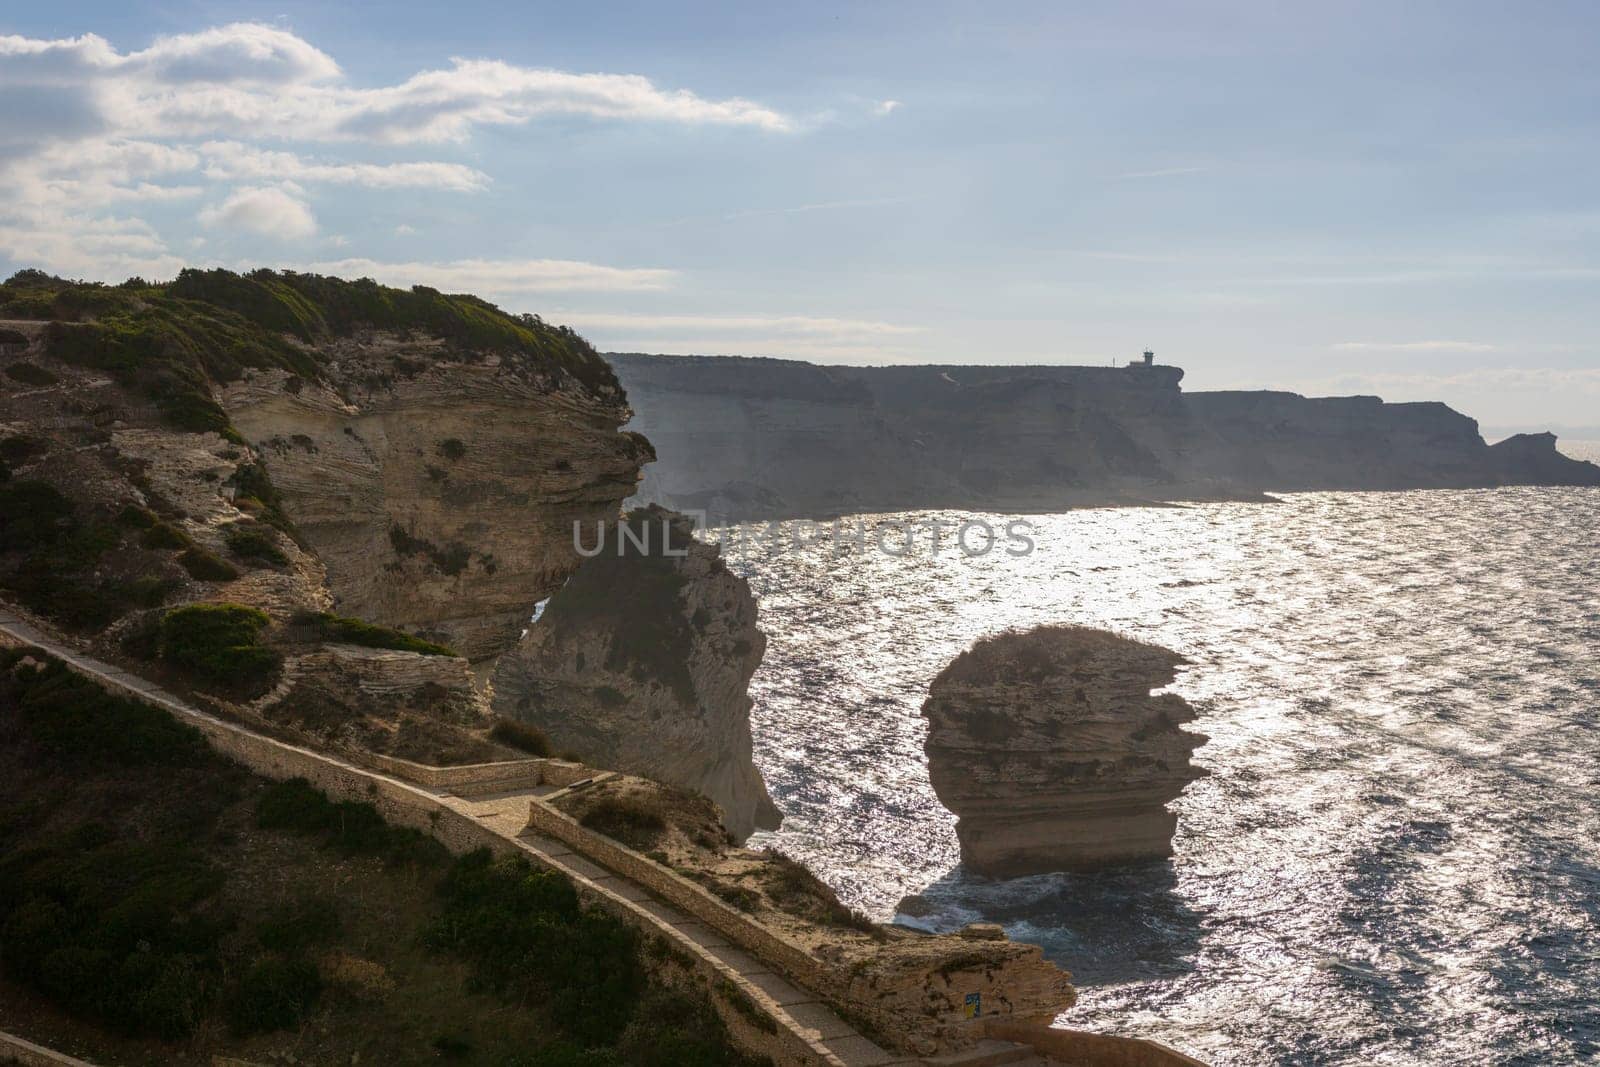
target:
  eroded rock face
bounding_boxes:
[0,320,508,764]
[492,506,781,840]
[922,625,1206,877]
[221,336,652,662]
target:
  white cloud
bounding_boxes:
[199,185,317,239]
[394,224,416,236]
[320,60,793,143]
[197,142,489,191]
[0,25,791,146]
[0,212,186,279]
[1331,340,1501,353]
[0,23,788,279]
[126,24,340,84]
[301,257,676,293]
[875,100,901,115]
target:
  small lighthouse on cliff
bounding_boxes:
[1128,349,1156,368]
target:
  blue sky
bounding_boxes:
[3,1,1598,433]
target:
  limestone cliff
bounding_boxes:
[1178,391,1503,490]
[220,338,650,662]
[0,313,504,763]
[0,267,650,765]
[607,352,1600,518]
[610,352,938,518]
[922,625,1206,876]
[492,506,781,840]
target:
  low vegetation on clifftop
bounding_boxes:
[2,268,623,433]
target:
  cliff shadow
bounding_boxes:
[893,861,1206,987]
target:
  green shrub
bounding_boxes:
[117,504,157,528]
[0,658,231,1040]
[224,523,288,566]
[623,987,773,1062]
[512,1044,621,1067]
[157,603,279,694]
[576,797,667,852]
[122,575,178,608]
[10,268,623,430]
[178,546,241,581]
[4,361,57,386]
[0,479,76,552]
[224,955,322,1035]
[388,525,473,576]
[707,882,762,913]
[488,718,552,756]
[140,520,191,549]
[759,849,881,937]
[0,435,47,465]
[225,461,302,544]
[0,655,349,1048]
[294,611,456,656]
[0,483,152,629]
[424,850,643,1047]
[438,438,467,461]
[255,778,447,866]
[431,1032,474,1058]
[0,651,210,767]
[255,896,342,955]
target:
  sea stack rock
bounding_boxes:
[922,625,1205,877]
[491,506,781,841]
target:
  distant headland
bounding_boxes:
[606,351,1600,520]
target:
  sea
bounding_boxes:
[716,452,1600,1066]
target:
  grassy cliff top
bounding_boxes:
[1,267,622,402]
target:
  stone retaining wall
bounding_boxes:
[982,1021,1208,1067]
[526,795,835,989]
[363,751,593,794]
[0,1029,96,1066]
[525,795,1026,1054]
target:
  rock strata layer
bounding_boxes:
[492,506,781,840]
[922,624,1206,876]
[222,337,651,662]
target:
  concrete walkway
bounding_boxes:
[0,606,1055,1067]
